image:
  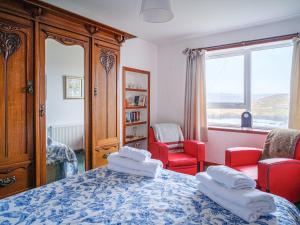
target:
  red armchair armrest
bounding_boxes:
[149,143,169,168]
[184,140,205,161]
[258,158,300,203]
[225,147,263,167]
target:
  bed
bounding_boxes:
[0,168,299,224]
[46,137,78,181]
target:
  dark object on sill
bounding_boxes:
[241,111,252,128]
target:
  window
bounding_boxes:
[206,41,293,129]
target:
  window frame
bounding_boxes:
[205,41,293,128]
[206,51,249,109]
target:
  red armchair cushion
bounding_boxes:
[258,158,300,203]
[168,165,197,175]
[225,142,300,203]
[184,140,205,161]
[226,147,262,167]
[233,164,258,181]
[149,127,206,175]
[168,153,197,167]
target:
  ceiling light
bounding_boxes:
[140,0,174,23]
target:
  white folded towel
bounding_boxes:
[207,165,256,189]
[108,152,163,173]
[198,183,261,223]
[118,146,151,162]
[108,162,160,178]
[196,172,276,214]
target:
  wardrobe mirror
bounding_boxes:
[45,38,85,184]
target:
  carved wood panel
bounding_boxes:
[0,0,131,195]
[0,16,34,197]
[0,19,34,163]
[92,40,120,168]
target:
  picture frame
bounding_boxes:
[64,76,84,99]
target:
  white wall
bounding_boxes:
[156,16,300,164]
[46,39,85,126]
[121,38,158,124]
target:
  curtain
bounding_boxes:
[183,49,208,142]
[289,37,300,129]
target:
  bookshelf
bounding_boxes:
[122,67,150,149]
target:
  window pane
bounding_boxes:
[206,55,244,104]
[207,108,245,127]
[251,46,293,129]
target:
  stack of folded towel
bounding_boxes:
[107,146,163,178]
[196,165,276,223]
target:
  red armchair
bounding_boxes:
[149,127,205,175]
[225,141,300,203]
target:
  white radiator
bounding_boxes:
[47,124,84,150]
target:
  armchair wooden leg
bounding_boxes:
[197,161,205,172]
[201,161,205,172]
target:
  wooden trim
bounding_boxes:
[125,137,147,144]
[208,126,269,135]
[125,88,147,92]
[122,67,126,146]
[122,66,151,75]
[204,161,221,167]
[126,121,147,126]
[34,19,41,187]
[126,106,147,109]
[83,33,91,171]
[90,36,96,168]
[122,66,151,147]
[192,33,299,52]
[22,0,135,39]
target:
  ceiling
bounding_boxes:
[44,0,300,45]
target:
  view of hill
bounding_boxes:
[207,93,289,128]
[252,93,289,118]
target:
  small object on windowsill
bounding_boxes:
[241,111,252,128]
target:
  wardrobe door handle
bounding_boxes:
[26,80,34,94]
[94,87,98,96]
[39,104,45,117]
[0,176,16,187]
[103,153,111,159]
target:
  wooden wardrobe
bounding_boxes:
[0,0,134,198]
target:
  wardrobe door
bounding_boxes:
[0,15,34,198]
[38,25,90,185]
[92,40,120,168]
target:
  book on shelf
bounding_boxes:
[126,95,147,107]
[126,111,141,123]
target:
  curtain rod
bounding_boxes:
[190,33,300,52]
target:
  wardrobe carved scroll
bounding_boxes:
[43,30,85,47]
[100,48,115,76]
[0,23,22,157]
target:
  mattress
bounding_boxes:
[0,168,299,224]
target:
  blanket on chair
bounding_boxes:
[152,123,184,153]
[262,129,300,159]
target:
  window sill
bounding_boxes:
[208,126,269,135]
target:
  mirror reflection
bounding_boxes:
[45,38,85,184]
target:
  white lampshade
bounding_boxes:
[140,0,174,23]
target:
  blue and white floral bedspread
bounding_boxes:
[46,139,78,177]
[0,168,299,225]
